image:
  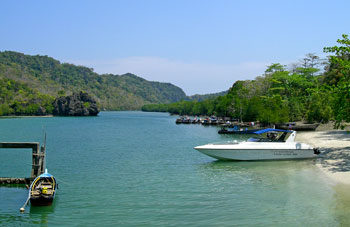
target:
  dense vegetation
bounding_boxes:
[142,34,350,128]
[0,51,187,110]
[0,78,54,116]
[187,90,228,102]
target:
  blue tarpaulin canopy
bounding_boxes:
[38,169,54,178]
[253,128,292,134]
[39,172,54,178]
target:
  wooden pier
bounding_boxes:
[0,142,45,185]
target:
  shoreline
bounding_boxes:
[0,115,54,118]
[296,130,350,185]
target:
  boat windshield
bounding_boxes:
[247,132,290,142]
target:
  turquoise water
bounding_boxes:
[0,112,348,226]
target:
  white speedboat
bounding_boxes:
[194,128,319,161]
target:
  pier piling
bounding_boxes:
[0,142,45,185]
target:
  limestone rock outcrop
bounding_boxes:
[53,92,99,116]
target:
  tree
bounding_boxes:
[324,34,350,84]
[265,63,286,74]
[258,95,289,124]
[324,34,350,128]
[305,90,332,123]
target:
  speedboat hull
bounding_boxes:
[194,129,318,161]
[195,147,316,161]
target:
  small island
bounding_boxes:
[53,91,99,116]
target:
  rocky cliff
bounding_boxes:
[53,92,99,116]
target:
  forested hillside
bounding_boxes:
[0,78,54,116]
[187,91,228,102]
[142,34,350,129]
[0,51,187,110]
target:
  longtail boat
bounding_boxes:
[29,169,57,206]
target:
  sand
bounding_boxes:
[296,130,350,185]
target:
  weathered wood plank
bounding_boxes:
[0,142,39,149]
[0,177,33,185]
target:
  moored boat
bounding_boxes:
[29,169,57,206]
[175,116,191,124]
[275,123,320,131]
[218,125,261,134]
[194,128,320,161]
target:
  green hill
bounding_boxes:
[0,51,187,110]
[187,91,228,102]
[0,78,54,116]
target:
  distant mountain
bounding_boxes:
[0,51,187,110]
[187,91,228,102]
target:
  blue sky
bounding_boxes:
[1,0,349,95]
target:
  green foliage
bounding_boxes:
[2,34,350,126]
[0,51,187,110]
[0,78,55,116]
[141,53,338,125]
[332,81,350,129]
[58,90,66,97]
[265,63,286,73]
[305,89,333,123]
[324,34,350,128]
[0,104,13,115]
[187,91,228,102]
[257,95,289,124]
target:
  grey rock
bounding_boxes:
[53,91,99,116]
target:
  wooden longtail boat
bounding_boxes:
[29,169,57,206]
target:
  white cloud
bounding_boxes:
[71,57,268,95]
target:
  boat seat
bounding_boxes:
[31,189,54,195]
[277,133,287,142]
[31,191,41,196]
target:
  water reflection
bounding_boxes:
[29,199,57,225]
[197,159,320,193]
[196,159,338,226]
[199,159,317,172]
[0,187,56,225]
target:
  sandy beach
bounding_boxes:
[296,130,350,185]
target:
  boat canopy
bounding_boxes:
[39,172,54,178]
[38,169,54,178]
[253,128,292,134]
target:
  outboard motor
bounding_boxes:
[314,148,320,155]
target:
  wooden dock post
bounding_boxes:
[0,142,45,185]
